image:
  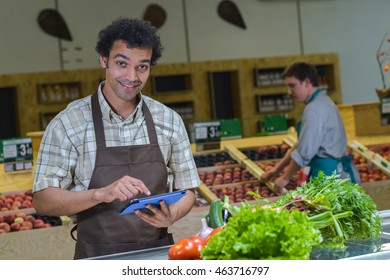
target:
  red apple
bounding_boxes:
[33,219,45,228]
[21,221,33,230]
[25,215,36,223]
[0,222,11,232]
[10,222,21,231]
[5,214,16,224]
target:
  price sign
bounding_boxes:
[193,121,221,144]
[2,138,33,172]
[381,98,390,125]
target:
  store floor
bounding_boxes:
[0,205,208,260]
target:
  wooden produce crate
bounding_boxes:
[362,141,390,175]
[209,181,279,204]
[197,163,279,204]
[0,207,74,259]
[352,103,390,136]
[347,143,390,211]
[0,164,34,193]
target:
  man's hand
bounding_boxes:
[261,168,278,182]
[135,200,174,228]
[273,176,289,195]
[94,175,151,203]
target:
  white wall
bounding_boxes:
[0,0,389,105]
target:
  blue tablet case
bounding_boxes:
[119,190,187,215]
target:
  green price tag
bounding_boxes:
[2,138,33,172]
[193,121,221,143]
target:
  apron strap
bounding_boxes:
[91,92,159,147]
[91,92,106,149]
[70,224,78,241]
[341,155,356,184]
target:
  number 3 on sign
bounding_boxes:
[208,126,220,139]
[18,143,32,157]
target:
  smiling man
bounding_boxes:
[32,18,200,259]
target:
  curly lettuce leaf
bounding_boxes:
[201,206,322,260]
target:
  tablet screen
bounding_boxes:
[119,190,187,215]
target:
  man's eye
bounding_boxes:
[137,65,149,72]
[117,61,126,67]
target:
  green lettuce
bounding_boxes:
[201,206,323,260]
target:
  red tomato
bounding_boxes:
[189,235,206,246]
[205,227,222,243]
[168,236,205,260]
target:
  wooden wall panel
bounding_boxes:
[1,53,340,139]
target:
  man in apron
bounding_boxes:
[32,18,201,259]
[261,62,358,194]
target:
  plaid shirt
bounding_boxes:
[33,84,200,193]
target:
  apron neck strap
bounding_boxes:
[91,92,158,148]
[305,87,321,104]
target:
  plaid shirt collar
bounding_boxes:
[97,81,143,124]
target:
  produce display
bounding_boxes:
[169,172,382,260]
[256,161,300,191]
[198,166,256,186]
[270,172,382,248]
[368,143,390,161]
[198,165,279,203]
[0,212,63,234]
[240,143,290,161]
[210,182,278,202]
[347,149,390,183]
[193,152,236,168]
[0,190,34,211]
[201,205,322,260]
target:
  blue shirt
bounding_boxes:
[291,90,347,167]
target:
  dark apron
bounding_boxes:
[296,89,356,183]
[73,93,173,259]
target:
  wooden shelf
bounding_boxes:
[0,54,340,138]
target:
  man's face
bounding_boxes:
[284,76,311,103]
[100,40,152,103]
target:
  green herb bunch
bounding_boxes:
[271,172,382,247]
[201,205,323,260]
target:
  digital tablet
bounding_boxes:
[119,190,187,215]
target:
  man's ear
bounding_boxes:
[99,56,108,68]
[304,78,311,87]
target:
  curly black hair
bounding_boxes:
[95,17,163,66]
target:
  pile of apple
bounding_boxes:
[256,161,300,190]
[210,182,278,203]
[0,212,56,234]
[240,143,290,161]
[369,143,390,161]
[199,166,257,186]
[194,152,236,168]
[345,149,389,183]
[0,191,33,211]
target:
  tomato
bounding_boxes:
[205,227,222,243]
[168,236,205,260]
[189,235,206,246]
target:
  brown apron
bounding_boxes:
[73,93,173,259]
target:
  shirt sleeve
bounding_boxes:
[168,116,201,190]
[33,118,78,192]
